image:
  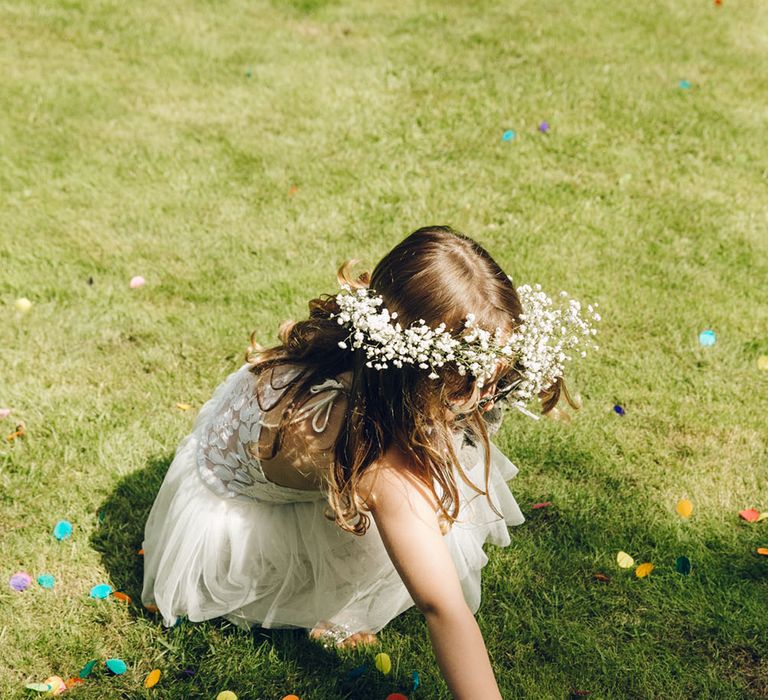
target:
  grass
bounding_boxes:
[1,0,767,697]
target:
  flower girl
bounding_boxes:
[141,225,599,699]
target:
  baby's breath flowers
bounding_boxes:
[330,281,600,417]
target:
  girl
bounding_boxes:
[141,225,596,699]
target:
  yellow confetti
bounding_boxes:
[757,513,768,522]
[375,652,392,675]
[217,692,238,700]
[616,551,634,569]
[676,499,693,518]
[144,669,161,688]
[635,562,654,578]
[175,403,192,411]
[757,356,768,371]
[15,297,33,313]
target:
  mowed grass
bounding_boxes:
[1,0,767,697]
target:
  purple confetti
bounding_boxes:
[10,571,33,591]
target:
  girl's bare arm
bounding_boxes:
[362,455,503,700]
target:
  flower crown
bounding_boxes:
[329,280,600,418]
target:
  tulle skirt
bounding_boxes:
[141,421,526,635]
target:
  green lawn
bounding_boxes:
[2,0,767,697]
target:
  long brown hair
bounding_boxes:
[245,226,579,535]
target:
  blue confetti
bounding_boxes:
[502,129,516,141]
[89,583,113,599]
[37,574,55,589]
[105,658,127,675]
[53,520,72,541]
[613,404,625,416]
[412,670,421,690]
[346,664,367,679]
[679,79,691,89]
[698,329,716,346]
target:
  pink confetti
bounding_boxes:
[532,502,552,509]
[129,276,146,289]
[9,571,32,591]
[0,408,10,419]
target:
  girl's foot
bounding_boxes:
[308,620,378,648]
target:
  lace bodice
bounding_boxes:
[195,363,346,504]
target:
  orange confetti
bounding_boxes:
[138,548,145,555]
[6,421,26,441]
[739,509,761,523]
[714,0,722,5]
[757,548,768,556]
[112,591,132,604]
[64,677,84,689]
[532,502,552,509]
[288,185,298,197]
[635,562,654,578]
[282,696,301,700]
[144,669,162,688]
[676,499,693,518]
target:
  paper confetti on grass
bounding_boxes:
[175,403,192,410]
[79,660,98,678]
[593,573,610,583]
[758,356,768,371]
[413,670,421,690]
[613,404,625,416]
[15,297,33,313]
[635,562,654,578]
[129,276,146,289]
[532,502,552,509]
[676,499,693,518]
[9,571,32,591]
[6,421,26,441]
[739,509,761,523]
[698,329,716,346]
[616,551,634,568]
[53,520,73,540]
[386,695,408,700]
[90,584,113,599]
[675,556,691,575]
[345,664,367,679]
[0,408,11,419]
[25,683,52,692]
[144,669,161,688]
[43,676,67,696]
[502,129,516,141]
[216,692,238,700]
[757,548,768,556]
[112,591,132,603]
[375,652,392,674]
[282,696,300,700]
[37,574,55,589]
[105,659,127,675]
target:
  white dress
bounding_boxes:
[141,362,526,636]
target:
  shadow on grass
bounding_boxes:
[90,453,419,699]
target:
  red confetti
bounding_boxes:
[739,509,761,523]
[532,502,552,509]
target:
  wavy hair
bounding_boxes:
[245,226,579,536]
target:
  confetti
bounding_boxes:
[679,79,692,89]
[616,551,634,569]
[538,121,550,133]
[90,583,114,599]
[593,573,610,582]
[714,0,722,5]
[758,356,768,371]
[175,403,192,411]
[216,692,238,700]
[6,421,26,441]
[698,329,716,346]
[25,683,52,692]
[105,659,127,675]
[9,571,32,591]
[502,129,516,141]
[129,276,146,289]
[675,556,691,575]
[79,660,98,678]
[757,513,768,522]
[288,184,299,197]
[739,509,761,523]
[15,297,33,313]
[412,670,421,690]
[0,408,11,419]
[178,668,196,679]
[635,562,654,578]
[43,676,67,696]
[676,499,693,518]
[757,548,768,556]
[53,520,73,540]
[532,502,552,509]
[112,591,132,603]
[37,574,55,589]
[138,548,145,555]
[613,404,625,416]
[144,669,161,688]
[345,664,367,679]
[386,695,408,700]
[64,677,84,689]
[374,652,391,675]
[282,696,300,700]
